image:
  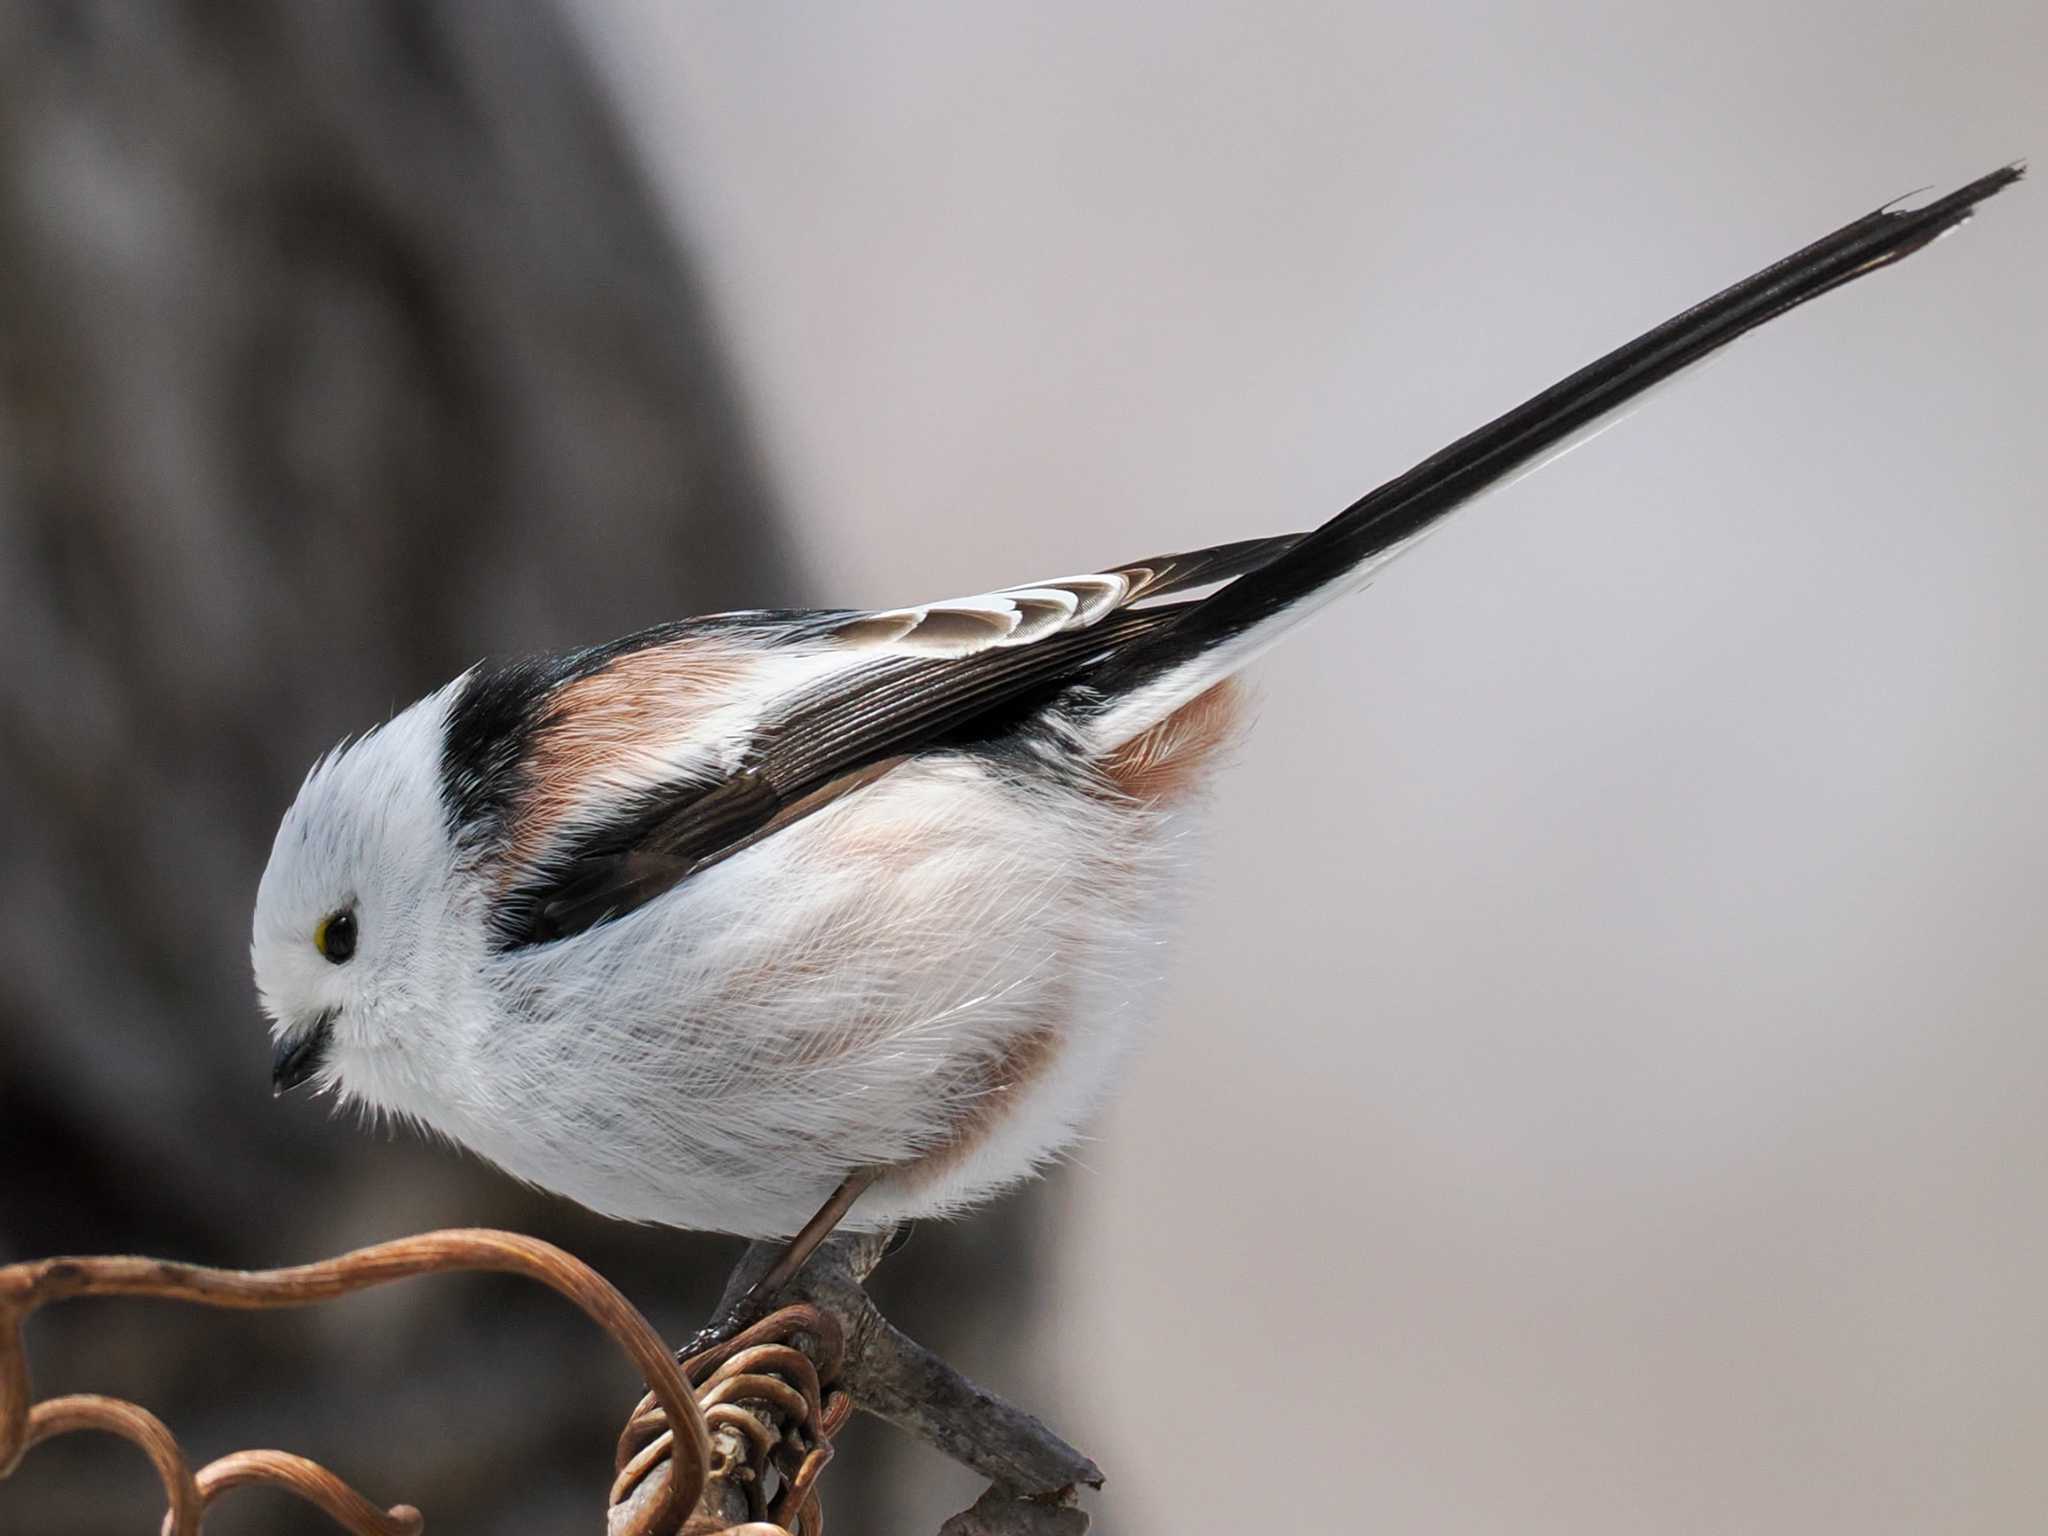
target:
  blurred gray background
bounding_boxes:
[5,3,2043,1534]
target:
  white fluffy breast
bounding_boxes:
[415,749,1198,1237]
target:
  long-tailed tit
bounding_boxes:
[253,169,2019,1299]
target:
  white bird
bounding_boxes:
[252,169,2019,1316]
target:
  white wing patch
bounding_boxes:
[830,564,1182,660]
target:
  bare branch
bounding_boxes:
[707,1233,1101,1529]
[938,1484,1091,1536]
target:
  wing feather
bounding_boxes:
[823,534,1304,657]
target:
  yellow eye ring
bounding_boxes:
[315,909,358,965]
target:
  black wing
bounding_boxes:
[491,534,1304,947]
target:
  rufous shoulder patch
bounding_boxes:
[1096,678,1244,805]
[504,640,757,877]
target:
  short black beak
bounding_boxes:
[271,1011,335,1096]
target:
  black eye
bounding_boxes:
[317,909,357,965]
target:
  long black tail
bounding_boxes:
[1079,164,2022,749]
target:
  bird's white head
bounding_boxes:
[251,683,477,1109]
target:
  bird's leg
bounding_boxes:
[750,1168,879,1299]
[678,1168,879,1363]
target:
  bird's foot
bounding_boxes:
[678,1170,882,1368]
[676,1288,768,1368]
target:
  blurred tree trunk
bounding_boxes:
[0,4,796,1533]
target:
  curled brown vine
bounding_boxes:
[0,1229,706,1535]
[613,1305,851,1536]
[0,1227,1093,1534]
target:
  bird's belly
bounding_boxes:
[471,751,1193,1238]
